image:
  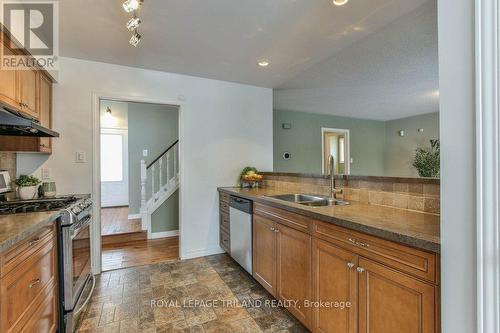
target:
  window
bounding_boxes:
[101,134,123,182]
[339,137,345,163]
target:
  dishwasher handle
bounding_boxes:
[229,196,252,214]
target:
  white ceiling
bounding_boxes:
[274,0,439,121]
[59,0,431,89]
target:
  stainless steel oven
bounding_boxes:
[58,197,95,332]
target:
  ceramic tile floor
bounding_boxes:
[77,254,307,333]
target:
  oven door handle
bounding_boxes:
[74,275,95,316]
[70,215,92,240]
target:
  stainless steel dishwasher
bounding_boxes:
[229,195,253,274]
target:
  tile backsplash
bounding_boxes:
[0,152,16,180]
[262,173,440,215]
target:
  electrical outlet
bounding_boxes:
[41,168,51,180]
[75,151,86,163]
[142,149,148,157]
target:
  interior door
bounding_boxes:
[100,128,129,207]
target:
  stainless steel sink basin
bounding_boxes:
[268,194,350,207]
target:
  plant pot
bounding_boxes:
[18,186,39,200]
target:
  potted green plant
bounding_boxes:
[15,175,41,200]
[412,139,440,177]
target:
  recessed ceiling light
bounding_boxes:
[258,60,270,67]
[333,0,349,6]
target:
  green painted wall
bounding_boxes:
[384,112,440,177]
[273,110,440,177]
[273,109,386,175]
[128,102,179,232]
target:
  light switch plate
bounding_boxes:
[41,168,51,180]
[75,151,86,163]
[142,149,148,157]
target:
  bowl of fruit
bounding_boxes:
[240,167,264,188]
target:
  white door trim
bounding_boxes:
[91,93,184,275]
[320,127,351,174]
[475,0,500,331]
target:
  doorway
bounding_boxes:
[97,98,180,272]
[321,127,350,175]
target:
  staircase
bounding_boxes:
[140,140,179,239]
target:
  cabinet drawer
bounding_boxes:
[1,224,55,278]
[219,192,230,203]
[1,236,56,331]
[312,220,437,283]
[220,212,230,233]
[254,203,311,233]
[220,229,230,253]
[220,200,230,214]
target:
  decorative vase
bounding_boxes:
[18,185,39,200]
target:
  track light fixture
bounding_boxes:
[122,0,144,47]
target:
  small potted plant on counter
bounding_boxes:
[15,175,41,200]
[239,167,264,188]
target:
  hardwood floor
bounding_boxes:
[101,207,142,236]
[101,236,179,271]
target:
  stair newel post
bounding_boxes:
[140,160,147,230]
[166,150,171,186]
[159,156,163,189]
[173,143,178,180]
[152,164,156,200]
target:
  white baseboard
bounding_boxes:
[150,230,179,239]
[128,214,141,220]
[180,246,225,260]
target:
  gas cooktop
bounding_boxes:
[0,196,79,215]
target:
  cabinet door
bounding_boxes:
[0,44,18,108]
[18,66,38,118]
[276,223,312,329]
[358,257,436,333]
[253,214,276,296]
[312,239,358,333]
[38,73,52,153]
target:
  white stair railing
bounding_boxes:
[140,140,180,235]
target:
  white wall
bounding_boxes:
[19,56,273,259]
[438,0,476,332]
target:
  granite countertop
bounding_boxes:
[0,211,61,253]
[218,187,440,253]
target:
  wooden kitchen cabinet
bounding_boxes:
[0,30,55,153]
[275,222,312,328]
[0,42,18,108]
[252,214,277,296]
[219,192,230,253]
[249,201,440,333]
[37,73,52,153]
[18,66,39,119]
[358,257,435,333]
[312,238,358,333]
[0,223,58,333]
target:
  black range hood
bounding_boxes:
[0,107,59,137]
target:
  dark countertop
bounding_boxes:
[218,187,440,253]
[0,211,61,253]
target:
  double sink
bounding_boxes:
[268,194,350,207]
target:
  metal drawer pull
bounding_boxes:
[347,262,355,269]
[29,237,41,246]
[29,278,41,288]
[274,228,279,233]
[270,227,275,231]
[356,267,365,273]
[347,237,369,248]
